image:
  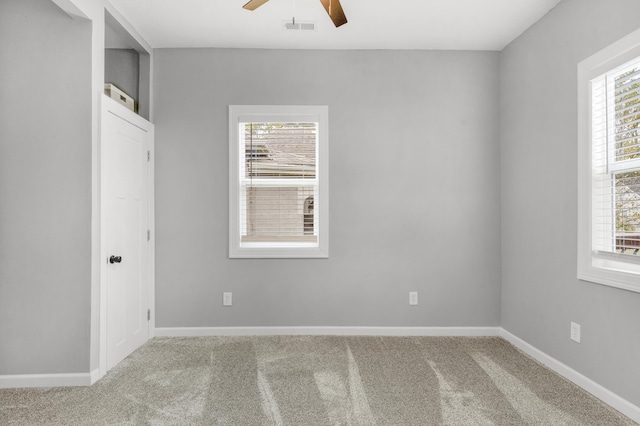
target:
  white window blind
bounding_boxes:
[240,122,318,244]
[591,58,640,256]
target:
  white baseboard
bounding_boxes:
[154,326,502,337]
[0,371,96,389]
[500,329,640,424]
[90,368,102,385]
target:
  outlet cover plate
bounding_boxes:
[223,292,232,307]
[570,321,581,343]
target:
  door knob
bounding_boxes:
[109,255,122,264]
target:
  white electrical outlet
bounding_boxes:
[409,291,418,306]
[570,321,581,343]
[223,292,232,307]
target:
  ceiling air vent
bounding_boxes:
[284,21,316,31]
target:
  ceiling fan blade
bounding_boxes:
[319,0,348,27]
[243,0,270,11]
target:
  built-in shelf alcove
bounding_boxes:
[104,11,150,120]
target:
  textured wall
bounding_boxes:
[0,0,92,374]
[153,48,501,328]
[500,0,640,407]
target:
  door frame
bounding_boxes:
[97,94,155,380]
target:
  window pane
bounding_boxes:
[241,186,317,243]
[244,122,316,179]
[615,170,640,254]
[614,68,640,162]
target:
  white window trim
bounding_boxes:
[229,105,329,258]
[578,27,640,293]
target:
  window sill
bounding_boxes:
[578,251,640,293]
[229,245,329,259]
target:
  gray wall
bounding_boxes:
[0,0,92,374]
[8,2,638,411]
[153,49,501,328]
[500,0,640,407]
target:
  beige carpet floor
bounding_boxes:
[0,336,636,425]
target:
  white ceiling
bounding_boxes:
[108,0,562,51]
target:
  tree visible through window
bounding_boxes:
[593,61,640,255]
[612,68,640,254]
[578,30,640,292]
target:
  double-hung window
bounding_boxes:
[229,105,328,258]
[578,29,640,292]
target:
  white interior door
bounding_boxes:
[101,95,152,371]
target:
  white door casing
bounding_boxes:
[99,94,154,375]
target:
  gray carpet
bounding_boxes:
[0,336,636,425]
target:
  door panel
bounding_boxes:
[102,100,150,371]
